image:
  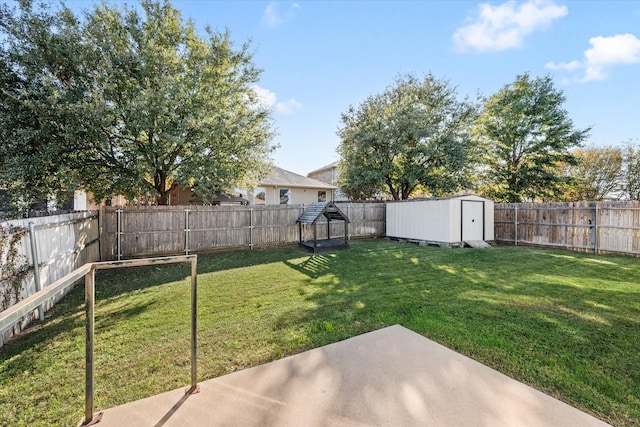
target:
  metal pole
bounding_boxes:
[594,204,599,254]
[514,206,518,246]
[188,257,199,393]
[28,222,44,321]
[116,209,122,261]
[185,209,190,255]
[84,268,95,424]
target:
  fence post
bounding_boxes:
[514,206,518,246]
[594,204,599,254]
[347,205,351,240]
[249,208,254,250]
[184,209,190,255]
[116,209,122,261]
[28,222,44,321]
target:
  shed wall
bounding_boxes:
[484,200,495,240]
[386,196,494,244]
[387,200,453,242]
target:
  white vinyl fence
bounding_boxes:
[0,211,100,346]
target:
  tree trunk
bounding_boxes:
[401,184,414,200]
[155,170,171,205]
[386,177,400,200]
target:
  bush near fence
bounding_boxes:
[494,200,640,255]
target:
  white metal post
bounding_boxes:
[28,222,44,321]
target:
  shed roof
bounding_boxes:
[260,167,337,190]
[296,202,350,224]
[386,194,493,203]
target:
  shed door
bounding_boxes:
[462,201,484,241]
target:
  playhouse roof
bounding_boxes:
[296,202,350,224]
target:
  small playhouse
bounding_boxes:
[296,202,350,253]
[386,195,494,247]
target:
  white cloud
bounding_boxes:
[252,86,277,109]
[545,60,581,72]
[453,0,567,52]
[262,2,300,28]
[275,99,303,115]
[546,33,640,82]
[584,34,640,81]
[252,86,302,115]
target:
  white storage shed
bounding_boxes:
[386,195,494,246]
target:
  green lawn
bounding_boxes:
[1,239,639,426]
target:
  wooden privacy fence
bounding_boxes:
[100,203,386,260]
[494,201,640,255]
[0,211,100,346]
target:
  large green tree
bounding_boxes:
[0,0,274,206]
[474,73,589,202]
[0,1,82,206]
[337,74,477,201]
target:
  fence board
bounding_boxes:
[495,201,640,255]
[100,203,385,259]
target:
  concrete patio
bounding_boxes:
[94,325,610,427]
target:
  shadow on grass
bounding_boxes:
[271,242,640,425]
[0,263,191,379]
[0,245,302,361]
[1,240,638,425]
[283,253,336,279]
[195,245,304,274]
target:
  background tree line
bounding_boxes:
[2,1,637,209]
[338,73,638,203]
[557,144,640,201]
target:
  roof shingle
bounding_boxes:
[260,167,337,189]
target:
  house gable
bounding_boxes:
[254,167,337,205]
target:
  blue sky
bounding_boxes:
[72,1,640,176]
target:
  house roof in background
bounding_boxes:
[307,162,339,176]
[260,167,337,190]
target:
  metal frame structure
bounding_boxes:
[296,202,350,253]
[0,255,198,426]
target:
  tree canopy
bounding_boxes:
[0,0,274,206]
[557,147,624,201]
[337,73,477,201]
[474,73,589,202]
